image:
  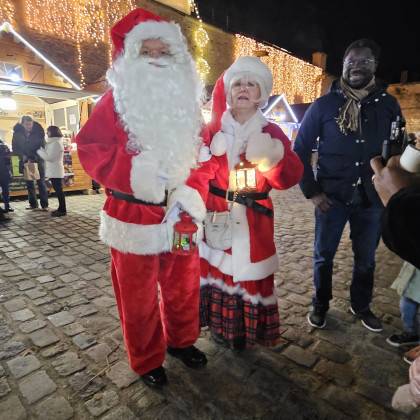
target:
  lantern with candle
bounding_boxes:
[231,160,257,193]
[172,212,198,255]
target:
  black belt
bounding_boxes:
[209,185,273,218]
[109,190,167,206]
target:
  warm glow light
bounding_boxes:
[234,34,322,104]
[0,95,16,111]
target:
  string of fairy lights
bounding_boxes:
[0,1,323,101]
[234,34,322,103]
[189,0,210,81]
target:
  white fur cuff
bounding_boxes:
[246,133,284,172]
[130,153,166,203]
[168,185,206,222]
[210,131,227,156]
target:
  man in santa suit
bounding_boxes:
[76,8,213,387]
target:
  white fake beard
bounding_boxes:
[107,55,203,189]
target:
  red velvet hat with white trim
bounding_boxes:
[111,8,186,60]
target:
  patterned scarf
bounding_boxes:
[336,76,376,135]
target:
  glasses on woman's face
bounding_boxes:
[343,58,376,67]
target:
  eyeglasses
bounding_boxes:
[343,58,376,67]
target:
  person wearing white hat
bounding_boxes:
[199,57,303,350]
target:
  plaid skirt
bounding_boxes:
[200,260,280,348]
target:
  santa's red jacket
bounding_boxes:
[76,90,214,255]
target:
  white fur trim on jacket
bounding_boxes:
[199,203,279,282]
[99,210,171,255]
[168,185,206,222]
[130,152,167,203]
[246,132,284,172]
[124,21,188,63]
[200,276,277,306]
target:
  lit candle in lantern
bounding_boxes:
[172,212,198,256]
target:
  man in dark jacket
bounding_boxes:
[294,39,402,332]
[0,139,13,212]
[12,116,49,210]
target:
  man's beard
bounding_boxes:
[107,54,203,189]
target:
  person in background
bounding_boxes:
[0,138,13,212]
[12,116,49,210]
[37,126,66,217]
[294,39,403,332]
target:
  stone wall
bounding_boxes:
[388,82,420,133]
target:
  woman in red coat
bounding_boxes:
[200,57,304,350]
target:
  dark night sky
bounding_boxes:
[196,0,420,83]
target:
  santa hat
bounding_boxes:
[223,56,273,109]
[111,8,187,60]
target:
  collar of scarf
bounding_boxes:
[336,76,376,135]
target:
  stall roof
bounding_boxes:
[0,78,97,103]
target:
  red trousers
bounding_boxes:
[110,248,200,375]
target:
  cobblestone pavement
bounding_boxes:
[0,189,414,419]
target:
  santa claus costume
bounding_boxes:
[76,8,214,387]
[199,57,304,349]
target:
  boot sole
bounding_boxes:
[307,313,326,329]
[386,337,420,348]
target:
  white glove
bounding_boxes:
[130,151,167,203]
[246,133,284,172]
[392,384,418,414]
[210,131,227,156]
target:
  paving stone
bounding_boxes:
[85,390,119,417]
[29,328,60,348]
[0,340,27,360]
[17,280,36,291]
[85,343,112,363]
[282,345,319,368]
[25,288,47,299]
[354,381,394,408]
[7,355,41,378]
[10,308,35,322]
[92,296,115,308]
[3,270,24,278]
[312,340,352,364]
[19,319,47,333]
[60,273,79,283]
[82,272,102,281]
[0,395,27,420]
[136,388,166,411]
[83,287,103,300]
[62,322,86,337]
[72,281,88,290]
[285,293,311,306]
[72,333,97,350]
[47,310,75,327]
[32,296,56,306]
[71,304,98,318]
[101,406,137,420]
[18,370,57,404]
[0,324,13,341]
[52,352,86,376]
[65,295,89,307]
[4,298,26,312]
[106,361,139,389]
[313,359,354,386]
[34,395,74,420]
[36,275,55,284]
[41,343,69,358]
[0,365,4,377]
[53,287,74,299]
[68,370,105,399]
[0,377,11,397]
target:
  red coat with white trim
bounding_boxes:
[199,119,304,282]
[76,90,215,255]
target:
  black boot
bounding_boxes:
[141,366,167,388]
[167,345,207,369]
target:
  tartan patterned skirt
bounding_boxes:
[200,259,280,348]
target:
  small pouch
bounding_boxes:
[204,211,232,251]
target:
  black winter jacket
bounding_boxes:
[294,80,402,207]
[12,122,45,163]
